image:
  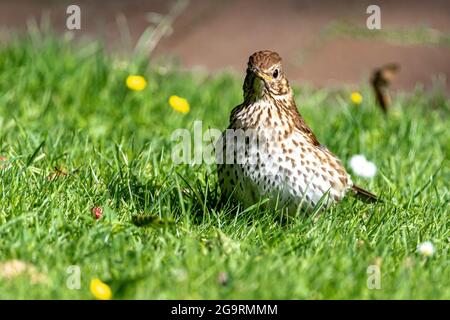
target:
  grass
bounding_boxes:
[324,21,450,48]
[0,33,449,299]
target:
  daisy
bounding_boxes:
[417,241,435,257]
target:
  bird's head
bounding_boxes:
[244,50,291,100]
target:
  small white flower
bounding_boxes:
[349,154,377,178]
[417,241,435,257]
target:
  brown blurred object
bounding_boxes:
[217,271,229,286]
[46,166,79,181]
[371,63,400,113]
[0,156,7,169]
[0,259,48,284]
[47,166,68,181]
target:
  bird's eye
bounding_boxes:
[273,69,279,79]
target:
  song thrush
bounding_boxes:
[371,63,400,113]
[216,50,376,213]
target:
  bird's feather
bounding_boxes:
[352,185,377,203]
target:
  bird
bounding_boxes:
[371,63,400,113]
[216,50,376,214]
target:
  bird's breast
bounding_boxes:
[217,126,352,211]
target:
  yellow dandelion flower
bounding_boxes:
[350,92,363,105]
[126,75,147,91]
[90,278,112,300]
[169,95,190,114]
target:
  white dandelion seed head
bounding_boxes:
[349,154,377,178]
[417,241,435,257]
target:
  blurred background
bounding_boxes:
[1,0,449,92]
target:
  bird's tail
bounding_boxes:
[352,185,377,203]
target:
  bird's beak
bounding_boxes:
[251,67,272,81]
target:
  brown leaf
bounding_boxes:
[0,260,48,284]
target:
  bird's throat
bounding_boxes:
[233,93,297,131]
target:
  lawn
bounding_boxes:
[0,33,448,299]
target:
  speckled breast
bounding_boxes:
[217,126,352,212]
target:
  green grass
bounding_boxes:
[0,34,449,299]
[324,21,450,48]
